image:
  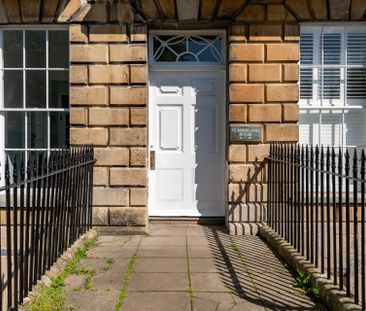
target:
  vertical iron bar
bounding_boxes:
[5,157,12,309]
[332,147,337,285]
[12,155,18,309]
[320,146,325,274]
[326,147,331,279]
[361,150,365,310]
[338,148,344,290]
[315,146,319,267]
[310,146,314,264]
[19,155,25,303]
[345,150,350,296]
[353,150,359,304]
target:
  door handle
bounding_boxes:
[150,150,155,170]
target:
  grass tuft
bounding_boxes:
[114,255,136,311]
[24,237,97,311]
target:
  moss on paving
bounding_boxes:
[24,238,97,311]
[114,255,136,311]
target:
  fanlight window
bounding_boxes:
[152,35,223,63]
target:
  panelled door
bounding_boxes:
[148,71,225,217]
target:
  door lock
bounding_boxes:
[150,150,155,170]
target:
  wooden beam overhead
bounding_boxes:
[42,0,60,22]
[176,0,199,21]
[217,0,245,19]
[329,0,351,19]
[158,0,175,19]
[0,0,9,23]
[2,0,21,23]
[139,0,160,20]
[200,0,216,20]
[20,0,42,23]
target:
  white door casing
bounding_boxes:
[148,71,226,217]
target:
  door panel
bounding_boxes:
[149,71,225,217]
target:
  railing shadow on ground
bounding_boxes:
[201,225,325,311]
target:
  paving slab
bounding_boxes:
[148,225,187,236]
[191,272,234,292]
[128,272,189,291]
[87,246,137,259]
[193,292,266,311]
[96,235,142,247]
[137,246,187,258]
[140,236,186,247]
[134,258,187,273]
[189,258,231,273]
[91,269,125,291]
[122,292,191,311]
[63,224,325,311]
[66,289,120,311]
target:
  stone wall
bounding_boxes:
[69,15,148,228]
[227,3,300,234]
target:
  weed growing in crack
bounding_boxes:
[24,237,97,311]
[114,255,136,311]
[295,268,320,299]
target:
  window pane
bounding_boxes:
[4,70,23,108]
[300,33,314,65]
[344,110,366,147]
[26,70,46,108]
[3,30,23,68]
[320,110,342,146]
[5,112,25,148]
[27,112,47,148]
[5,151,24,183]
[50,112,69,148]
[347,68,366,100]
[300,68,313,99]
[322,33,341,65]
[347,32,366,65]
[320,68,341,100]
[49,71,69,108]
[49,30,69,68]
[25,31,46,68]
[299,110,320,145]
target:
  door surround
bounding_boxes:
[147,30,227,217]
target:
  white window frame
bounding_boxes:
[0,25,69,186]
[149,29,226,71]
[299,24,366,149]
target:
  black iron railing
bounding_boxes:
[0,146,95,311]
[266,143,366,309]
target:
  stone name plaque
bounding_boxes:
[230,125,262,143]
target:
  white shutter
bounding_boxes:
[300,33,314,100]
[320,110,342,146]
[347,32,366,100]
[319,33,342,101]
[299,110,320,145]
[344,110,366,147]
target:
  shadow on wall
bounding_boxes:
[227,161,267,223]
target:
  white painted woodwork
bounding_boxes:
[148,71,226,217]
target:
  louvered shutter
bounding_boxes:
[347,32,366,101]
[300,33,314,100]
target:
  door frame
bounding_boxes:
[147,29,228,217]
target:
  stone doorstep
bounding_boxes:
[259,225,362,311]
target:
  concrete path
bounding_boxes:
[64,224,326,310]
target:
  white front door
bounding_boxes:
[149,71,226,217]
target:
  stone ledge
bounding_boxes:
[227,222,261,235]
[259,225,362,311]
